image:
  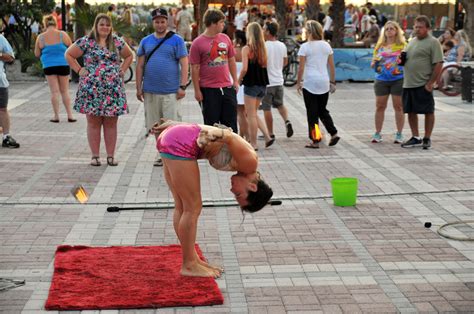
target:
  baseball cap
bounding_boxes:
[151,8,168,20]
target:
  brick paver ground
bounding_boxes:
[0,81,473,313]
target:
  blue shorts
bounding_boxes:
[244,85,266,99]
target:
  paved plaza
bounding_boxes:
[0,81,473,313]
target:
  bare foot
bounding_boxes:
[181,262,221,278]
[198,258,224,274]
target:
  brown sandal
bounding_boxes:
[90,156,101,166]
[107,156,118,166]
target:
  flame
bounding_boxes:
[312,123,322,142]
[71,185,89,204]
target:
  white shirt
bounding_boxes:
[265,40,287,86]
[297,40,333,94]
[235,11,248,31]
[323,15,333,32]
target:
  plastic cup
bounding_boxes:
[331,177,358,207]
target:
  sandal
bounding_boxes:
[90,156,101,166]
[305,142,319,149]
[107,156,118,166]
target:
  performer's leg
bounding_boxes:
[163,158,221,278]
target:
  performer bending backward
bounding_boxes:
[152,120,273,278]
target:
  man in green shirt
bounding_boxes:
[401,15,443,150]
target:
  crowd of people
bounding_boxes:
[0,4,471,277]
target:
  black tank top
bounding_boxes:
[242,59,269,86]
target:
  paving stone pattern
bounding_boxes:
[0,82,473,313]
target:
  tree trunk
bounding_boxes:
[198,0,209,34]
[332,0,345,48]
[275,0,286,39]
[305,0,319,21]
[74,0,86,40]
[461,0,473,47]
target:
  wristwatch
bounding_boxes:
[179,85,187,91]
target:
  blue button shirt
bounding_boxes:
[0,35,14,88]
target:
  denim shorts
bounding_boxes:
[244,85,266,99]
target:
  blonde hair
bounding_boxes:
[305,20,323,41]
[43,15,57,28]
[246,22,267,67]
[89,14,116,52]
[375,21,406,50]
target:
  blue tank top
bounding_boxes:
[40,32,68,68]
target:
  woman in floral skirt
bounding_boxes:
[66,13,133,166]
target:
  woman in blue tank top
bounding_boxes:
[35,15,76,123]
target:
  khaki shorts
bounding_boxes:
[144,93,181,130]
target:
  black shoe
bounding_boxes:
[401,137,422,148]
[259,134,275,140]
[285,120,294,138]
[422,137,431,150]
[2,135,20,148]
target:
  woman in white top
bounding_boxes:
[296,20,340,149]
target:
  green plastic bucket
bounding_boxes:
[331,177,358,206]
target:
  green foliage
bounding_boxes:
[73,5,153,45]
[1,0,56,72]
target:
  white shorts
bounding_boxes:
[236,62,244,105]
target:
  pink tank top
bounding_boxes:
[156,124,202,159]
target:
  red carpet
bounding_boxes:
[45,245,224,310]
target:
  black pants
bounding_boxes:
[302,89,337,141]
[200,87,238,132]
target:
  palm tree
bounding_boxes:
[275,0,286,38]
[332,0,345,48]
[305,0,319,21]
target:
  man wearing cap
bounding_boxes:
[189,9,239,132]
[136,7,189,167]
